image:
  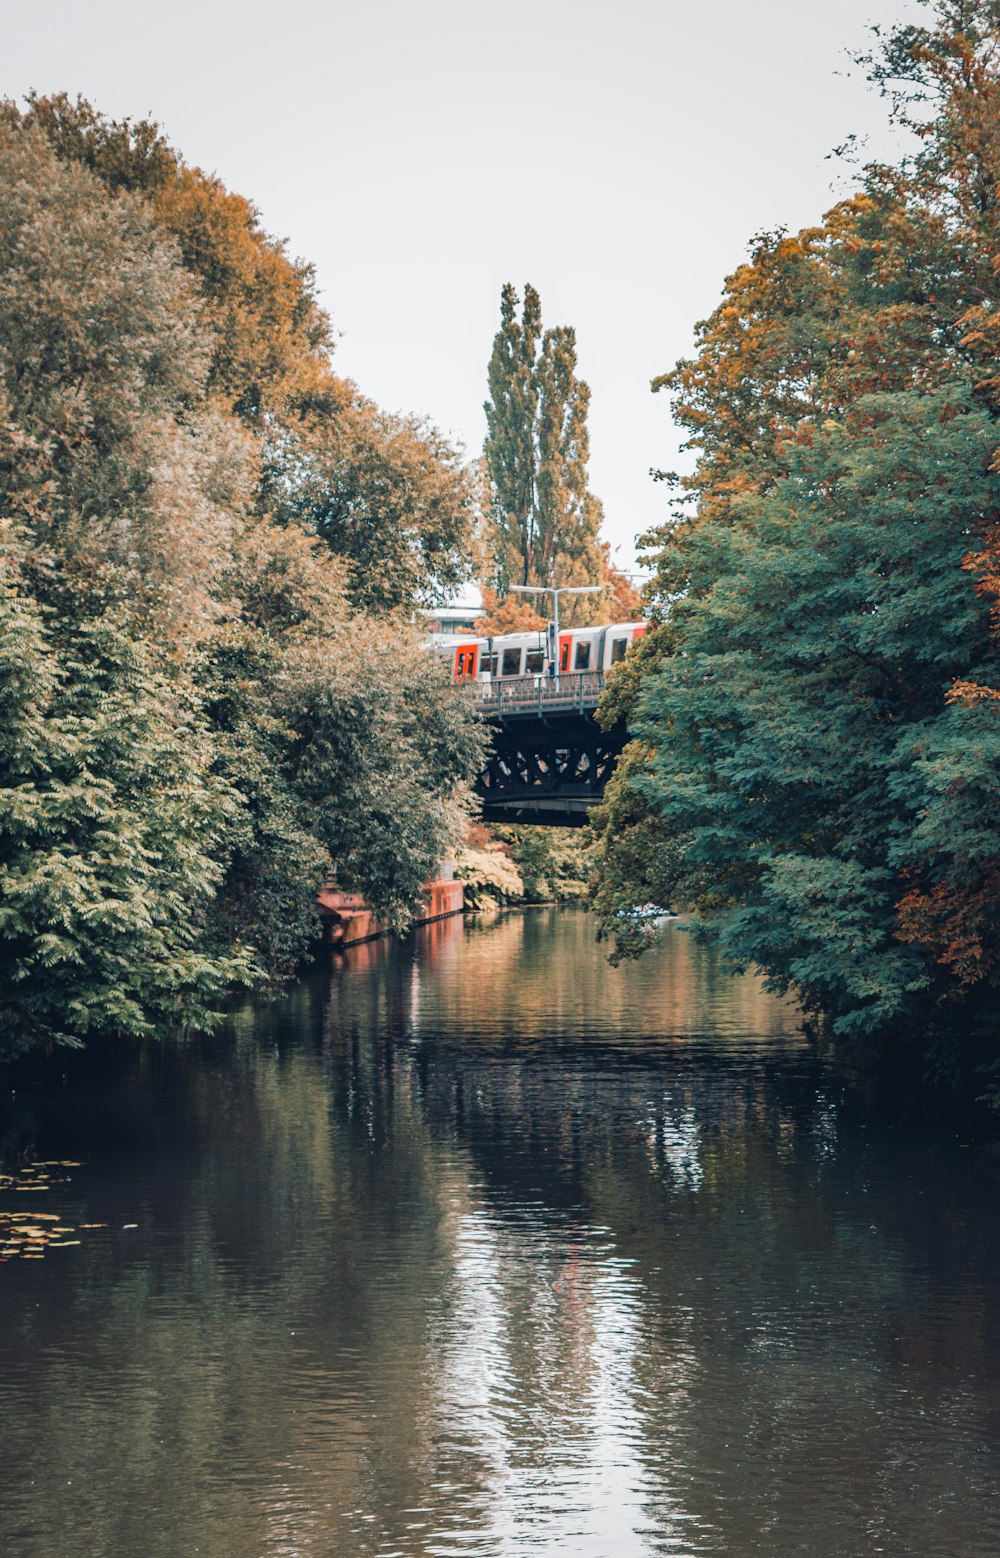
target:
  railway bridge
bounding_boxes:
[473,672,625,827]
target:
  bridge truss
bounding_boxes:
[473,673,626,827]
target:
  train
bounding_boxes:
[433,620,647,683]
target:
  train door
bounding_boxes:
[453,643,479,681]
[558,629,599,673]
[605,631,630,670]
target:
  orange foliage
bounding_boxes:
[152,165,341,422]
[476,588,547,636]
[896,872,1000,992]
[598,544,643,620]
[953,520,1000,704]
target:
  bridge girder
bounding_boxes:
[475,710,626,828]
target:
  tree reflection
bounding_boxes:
[1,912,999,1556]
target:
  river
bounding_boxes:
[1,907,999,1556]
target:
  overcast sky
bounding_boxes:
[4,0,925,569]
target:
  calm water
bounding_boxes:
[2,908,1000,1557]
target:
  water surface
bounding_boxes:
[2,908,999,1556]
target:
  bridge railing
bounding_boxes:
[476,670,607,717]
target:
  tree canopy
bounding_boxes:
[4,92,477,617]
[0,108,484,1054]
[591,0,1000,1073]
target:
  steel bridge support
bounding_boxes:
[475,712,626,827]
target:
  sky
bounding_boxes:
[2,0,926,570]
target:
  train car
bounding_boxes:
[599,620,647,670]
[430,633,487,681]
[556,620,647,674]
[480,630,547,680]
[434,620,647,683]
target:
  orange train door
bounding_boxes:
[454,643,479,681]
[558,632,572,673]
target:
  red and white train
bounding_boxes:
[433,620,647,683]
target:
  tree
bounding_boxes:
[0,105,486,1053]
[266,396,476,615]
[0,544,252,1055]
[6,93,477,617]
[484,283,541,591]
[0,115,251,642]
[483,284,606,612]
[632,389,998,1034]
[592,0,1000,1065]
[197,516,486,957]
[476,588,547,636]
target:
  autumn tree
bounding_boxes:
[475,588,547,637]
[6,92,476,616]
[0,111,484,1053]
[591,0,1000,1069]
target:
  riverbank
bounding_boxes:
[317,879,465,946]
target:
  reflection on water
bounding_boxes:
[1,909,999,1556]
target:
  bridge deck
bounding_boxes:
[476,670,606,719]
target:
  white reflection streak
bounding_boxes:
[407,957,422,1042]
[644,1102,705,1192]
[427,1210,701,1554]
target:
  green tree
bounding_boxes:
[0,546,252,1055]
[597,382,1000,1040]
[266,397,476,615]
[483,283,605,612]
[484,282,541,590]
[199,516,486,956]
[0,107,485,1052]
[593,0,1000,1063]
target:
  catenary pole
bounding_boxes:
[510,584,601,670]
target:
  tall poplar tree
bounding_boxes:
[483,283,541,590]
[483,284,604,605]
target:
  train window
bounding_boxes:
[484,654,497,676]
[501,648,522,676]
[610,637,628,664]
[525,649,545,674]
[574,641,592,670]
[559,642,570,672]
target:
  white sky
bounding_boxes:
[3,0,925,569]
